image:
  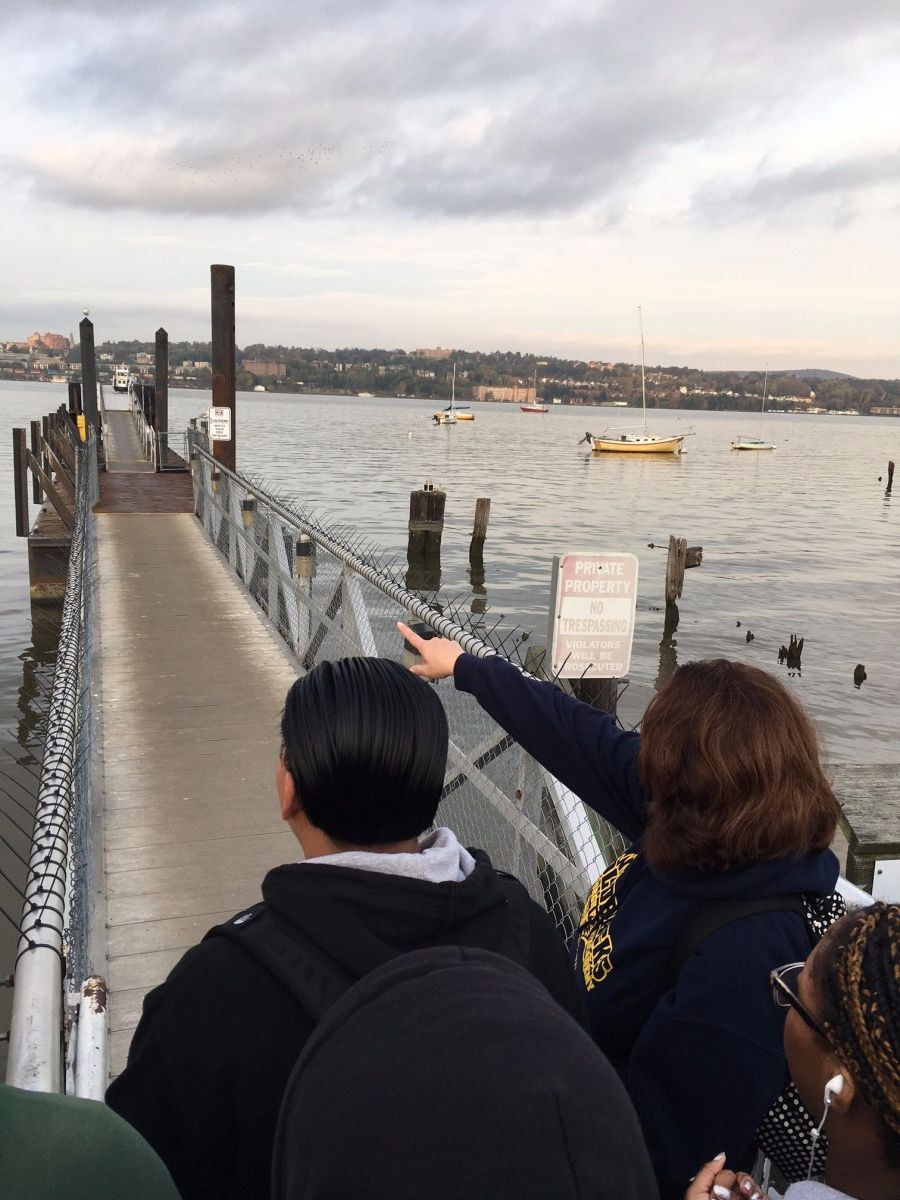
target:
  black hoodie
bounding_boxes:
[107,851,581,1200]
[272,945,659,1200]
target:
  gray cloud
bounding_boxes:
[4,0,900,220]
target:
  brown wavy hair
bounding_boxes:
[640,659,838,871]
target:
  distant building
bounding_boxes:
[28,331,70,351]
[473,384,536,404]
[413,346,453,360]
[243,360,287,379]
[871,406,900,416]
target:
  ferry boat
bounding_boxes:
[113,365,131,393]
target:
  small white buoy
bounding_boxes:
[407,431,413,438]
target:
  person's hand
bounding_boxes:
[685,1157,768,1200]
[397,622,464,680]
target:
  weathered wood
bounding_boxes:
[30,421,43,504]
[211,264,236,472]
[68,381,83,417]
[407,482,446,559]
[832,763,900,895]
[26,450,74,531]
[571,675,618,714]
[471,497,491,542]
[13,428,29,537]
[43,441,76,501]
[664,535,688,603]
[685,545,703,568]
[887,460,895,496]
[79,317,98,433]
[778,634,804,670]
[154,327,169,438]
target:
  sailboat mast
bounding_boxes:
[638,305,647,430]
[451,362,456,413]
[760,366,768,438]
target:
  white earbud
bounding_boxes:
[824,1073,845,1105]
[808,1074,846,1179]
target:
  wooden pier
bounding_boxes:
[91,405,298,1074]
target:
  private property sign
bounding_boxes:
[548,552,639,678]
[208,406,232,441]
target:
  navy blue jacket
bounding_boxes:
[454,653,839,1199]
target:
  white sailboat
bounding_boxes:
[584,309,685,454]
[732,369,776,450]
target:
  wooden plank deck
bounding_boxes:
[94,413,300,1075]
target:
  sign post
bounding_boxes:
[547,551,639,679]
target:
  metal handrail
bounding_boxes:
[190,443,605,896]
[6,438,96,1092]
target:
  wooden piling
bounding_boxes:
[665,535,688,604]
[13,428,29,538]
[471,497,491,543]
[571,675,618,714]
[79,317,98,433]
[67,381,83,417]
[887,461,895,496]
[30,421,43,504]
[211,264,236,473]
[155,327,169,438]
[407,482,446,560]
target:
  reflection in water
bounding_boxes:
[469,545,488,617]
[405,555,442,595]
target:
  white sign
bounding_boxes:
[548,552,639,678]
[208,406,232,440]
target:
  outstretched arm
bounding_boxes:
[398,622,647,840]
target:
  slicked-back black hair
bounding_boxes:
[280,657,449,845]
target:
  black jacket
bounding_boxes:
[273,945,658,1200]
[107,851,581,1200]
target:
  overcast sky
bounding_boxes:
[2,1,898,374]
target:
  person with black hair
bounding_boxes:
[107,657,580,1200]
[687,902,900,1200]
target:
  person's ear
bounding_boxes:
[276,755,299,822]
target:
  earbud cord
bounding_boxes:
[807,1102,830,1181]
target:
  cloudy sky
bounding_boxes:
[2,0,899,373]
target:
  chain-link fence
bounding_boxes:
[5,432,99,1093]
[190,441,628,939]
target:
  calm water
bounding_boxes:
[1,380,898,1055]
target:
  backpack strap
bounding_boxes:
[205,903,356,1023]
[665,894,807,990]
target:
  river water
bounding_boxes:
[2,379,897,1055]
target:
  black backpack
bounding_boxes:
[204,867,534,1027]
[666,891,846,1185]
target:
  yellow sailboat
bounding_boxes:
[583,308,685,455]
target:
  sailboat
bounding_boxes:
[732,369,776,450]
[521,371,548,413]
[433,364,473,423]
[584,309,685,454]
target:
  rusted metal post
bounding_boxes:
[30,420,43,503]
[211,264,236,472]
[79,317,98,433]
[13,428,29,537]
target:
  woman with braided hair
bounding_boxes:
[688,901,900,1200]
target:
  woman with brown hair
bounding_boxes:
[399,625,843,1200]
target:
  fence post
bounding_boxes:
[30,420,43,503]
[211,264,236,472]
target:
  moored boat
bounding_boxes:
[582,308,684,454]
[731,368,775,450]
[521,370,548,412]
[113,364,131,393]
[433,363,471,424]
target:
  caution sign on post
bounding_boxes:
[208,406,232,441]
[548,552,639,679]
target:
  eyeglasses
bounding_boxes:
[770,962,827,1040]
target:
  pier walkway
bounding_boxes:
[94,408,298,1074]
